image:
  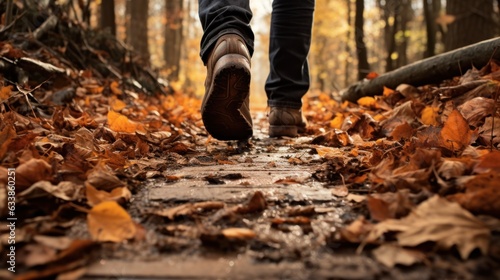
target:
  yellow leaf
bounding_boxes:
[87,201,136,242]
[439,109,472,152]
[357,96,376,108]
[107,110,145,133]
[421,106,440,126]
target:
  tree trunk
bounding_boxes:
[355,0,370,80]
[423,0,436,57]
[396,0,412,68]
[164,0,184,82]
[341,37,500,102]
[100,0,116,36]
[126,0,150,60]
[345,0,352,86]
[444,0,495,51]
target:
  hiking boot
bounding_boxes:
[201,34,252,140]
[268,107,307,137]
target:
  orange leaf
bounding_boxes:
[439,110,472,152]
[107,110,145,133]
[87,201,136,242]
[0,85,12,100]
[366,72,379,80]
[110,81,122,95]
[383,86,395,97]
[0,125,16,159]
[357,96,376,108]
[110,97,126,111]
[421,106,440,126]
[390,122,414,141]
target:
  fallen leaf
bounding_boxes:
[439,109,472,152]
[236,191,267,214]
[154,201,225,220]
[448,171,500,218]
[110,97,127,111]
[221,228,256,240]
[331,185,349,197]
[367,196,491,259]
[357,96,377,108]
[12,158,53,191]
[107,110,145,133]
[372,244,426,267]
[0,125,16,159]
[86,167,125,192]
[421,105,440,126]
[458,97,495,127]
[475,150,500,172]
[19,181,83,201]
[340,216,374,243]
[87,201,136,242]
[347,193,366,203]
[85,183,131,206]
[109,81,122,95]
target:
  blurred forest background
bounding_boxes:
[66,0,500,107]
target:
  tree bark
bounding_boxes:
[444,0,495,51]
[423,0,436,57]
[100,0,116,36]
[355,0,370,80]
[341,37,500,102]
[126,0,150,60]
[345,0,352,86]
[164,0,184,81]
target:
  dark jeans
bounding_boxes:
[198,0,315,109]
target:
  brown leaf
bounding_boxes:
[236,191,267,214]
[340,216,373,243]
[85,183,131,206]
[87,201,136,242]
[478,116,500,146]
[331,185,349,197]
[439,109,472,152]
[19,181,83,201]
[458,97,495,127]
[13,158,53,191]
[367,197,391,222]
[154,201,225,220]
[390,122,414,141]
[221,228,256,240]
[86,167,125,192]
[367,196,491,259]
[448,171,500,217]
[0,125,16,160]
[373,244,426,268]
[475,150,500,172]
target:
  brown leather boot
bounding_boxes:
[201,34,252,140]
[268,107,307,137]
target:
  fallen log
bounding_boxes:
[341,37,500,102]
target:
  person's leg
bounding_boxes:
[266,0,315,137]
[198,0,255,140]
[198,0,254,64]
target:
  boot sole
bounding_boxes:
[202,54,252,141]
[269,125,298,137]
